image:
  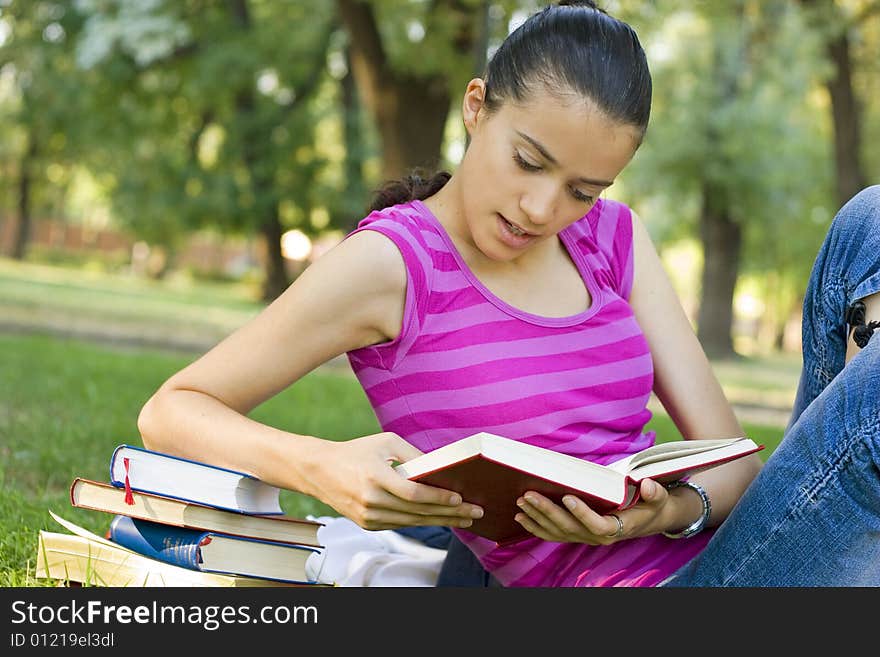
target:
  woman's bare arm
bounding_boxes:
[137,229,482,530]
[628,210,763,532]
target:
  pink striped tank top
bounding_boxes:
[345,198,712,586]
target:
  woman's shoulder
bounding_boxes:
[352,201,436,246]
[315,226,408,301]
[563,197,635,253]
[565,198,637,299]
[347,200,439,282]
[342,200,438,303]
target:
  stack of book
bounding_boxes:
[36,444,332,587]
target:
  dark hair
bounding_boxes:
[368,169,451,213]
[485,1,651,131]
[368,0,651,212]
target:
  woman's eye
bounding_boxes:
[570,189,595,204]
[513,151,541,172]
[514,150,595,204]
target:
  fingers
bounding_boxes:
[516,493,582,538]
[384,435,426,465]
[336,433,485,530]
[360,507,481,532]
[639,478,665,503]
[350,486,482,531]
[513,509,556,541]
[352,468,482,530]
[382,488,484,521]
[515,492,629,544]
[387,472,483,514]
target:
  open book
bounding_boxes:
[394,432,762,544]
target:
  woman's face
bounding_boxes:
[455,80,641,263]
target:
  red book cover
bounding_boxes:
[409,455,628,545]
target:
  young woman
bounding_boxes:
[137,1,880,586]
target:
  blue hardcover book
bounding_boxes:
[109,515,324,584]
[109,444,282,515]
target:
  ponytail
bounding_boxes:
[368,169,451,212]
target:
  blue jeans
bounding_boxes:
[431,186,880,587]
[662,185,880,586]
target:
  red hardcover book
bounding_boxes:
[394,432,763,545]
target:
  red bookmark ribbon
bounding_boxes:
[123,457,134,505]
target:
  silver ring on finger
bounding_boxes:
[608,513,624,538]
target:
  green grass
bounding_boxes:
[0,257,265,349]
[645,413,784,455]
[0,333,382,586]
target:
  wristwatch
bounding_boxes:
[662,480,711,539]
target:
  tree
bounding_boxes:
[336,0,484,181]
[71,0,336,300]
[0,1,89,259]
[800,0,877,209]
[623,0,831,358]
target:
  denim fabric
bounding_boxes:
[663,186,880,586]
[393,525,453,550]
[789,185,880,428]
[435,531,498,587]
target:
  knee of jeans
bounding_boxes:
[831,185,880,246]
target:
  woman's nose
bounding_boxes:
[518,181,558,226]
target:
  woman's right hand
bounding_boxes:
[299,432,484,531]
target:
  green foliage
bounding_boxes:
[626,1,833,243]
[2,1,879,320]
[67,1,338,243]
[618,0,843,344]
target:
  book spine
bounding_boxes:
[108,445,125,487]
[68,479,80,506]
[108,516,204,571]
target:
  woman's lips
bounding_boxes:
[497,214,538,248]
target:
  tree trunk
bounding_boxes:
[259,208,288,302]
[694,5,746,360]
[464,0,490,151]
[228,0,289,301]
[233,89,289,301]
[337,0,477,180]
[696,185,742,359]
[799,0,867,208]
[12,132,37,260]
[824,27,866,208]
[374,78,450,178]
[340,44,369,228]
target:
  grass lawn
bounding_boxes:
[0,333,382,586]
[0,257,264,351]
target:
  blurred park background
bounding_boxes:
[0,0,878,584]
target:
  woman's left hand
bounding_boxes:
[514,478,669,545]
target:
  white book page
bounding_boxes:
[605,438,749,474]
[48,510,142,554]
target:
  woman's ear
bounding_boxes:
[462,78,487,136]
